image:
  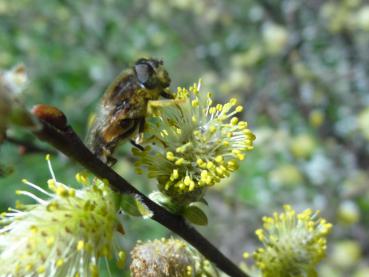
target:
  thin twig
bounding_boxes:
[32,115,248,277]
[5,135,58,155]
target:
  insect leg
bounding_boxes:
[129,140,145,151]
[101,119,138,165]
[116,119,139,142]
[160,88,175,99]
[130,117,145,150]
[147,99,186,115]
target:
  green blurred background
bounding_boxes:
[1,0,369,276]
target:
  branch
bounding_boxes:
[31,105,248,277]
[5,135,57,155]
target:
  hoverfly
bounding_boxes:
[87,58,175,165]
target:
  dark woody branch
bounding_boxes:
[31,105,248,277]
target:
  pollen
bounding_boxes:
[166,151,175,161]
[252,205,333,277]
[132,81,255,205]
[230,117,239,125]
[77,240,85,251]
[0,159,126,276]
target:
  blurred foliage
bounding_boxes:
[1,0,369,276]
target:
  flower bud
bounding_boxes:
[130,238,218,277]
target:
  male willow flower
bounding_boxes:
[130,238,218,277]
[246,205,332,277]
[0,156,126,276]
[133,82,255,204]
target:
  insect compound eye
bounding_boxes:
[134,62,155,87]
[147,59,161,69]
